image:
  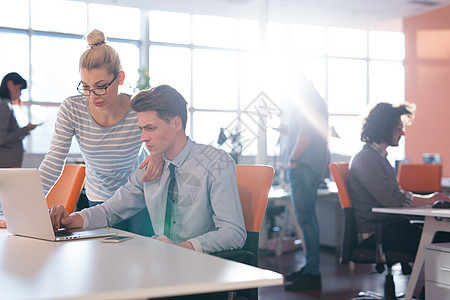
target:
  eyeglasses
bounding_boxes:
[77,74,118,96]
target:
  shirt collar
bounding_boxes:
[369,142,388,158]
[163,137,194,168]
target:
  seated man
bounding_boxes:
[347,102,449,256]
[50,85,246,254]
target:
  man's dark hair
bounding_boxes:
[131,85,188,129]
[0,72,27,100]
[361,102,415,144]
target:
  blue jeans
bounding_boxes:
[287,163,321,275]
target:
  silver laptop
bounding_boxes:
[0,168,116,241]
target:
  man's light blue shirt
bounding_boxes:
[79,137,246,253]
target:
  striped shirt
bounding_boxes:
[39,95,145,202]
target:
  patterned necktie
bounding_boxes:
[164,163,177,237]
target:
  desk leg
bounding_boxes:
[286,201,306,254]
[276,201,307,256]
[276,206,290,256]
[265,197,307,255]
[259,214,269,250]
[404,216,444,300]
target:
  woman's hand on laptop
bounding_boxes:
[49,205,83,231]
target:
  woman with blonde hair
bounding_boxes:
[39,29,162,235]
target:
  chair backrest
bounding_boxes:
[46,164,86,214]
[236,164,274,233]
[209,165,273,300]
[235,164,274,271]
[329,162,351,209]
[397,163,441,193]
[329,162,358,265]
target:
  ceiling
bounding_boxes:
[86,0,450,30]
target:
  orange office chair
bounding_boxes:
[46,164,86,214]
[212,164,274,300]
[329,162,414,300]
[397,163,441,193]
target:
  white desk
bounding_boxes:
[372,207,450,300]
[0,229,283,299]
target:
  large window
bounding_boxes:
[0,0,29,29]
[0,1,405,165]
[0,31,29,88]
[0,0,141,154]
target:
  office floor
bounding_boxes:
[258,247,413,300]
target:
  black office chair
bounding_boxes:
[330,163,415,300]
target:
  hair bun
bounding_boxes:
[86,29,107,49]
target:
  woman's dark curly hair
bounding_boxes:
[361,102,415,144]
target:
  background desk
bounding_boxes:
[0,229,283,299]
[372,207,450,300]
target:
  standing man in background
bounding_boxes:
[283,70,329,291]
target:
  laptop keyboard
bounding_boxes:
[55,229,74,237]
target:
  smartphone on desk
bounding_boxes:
[101,235,133,243]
